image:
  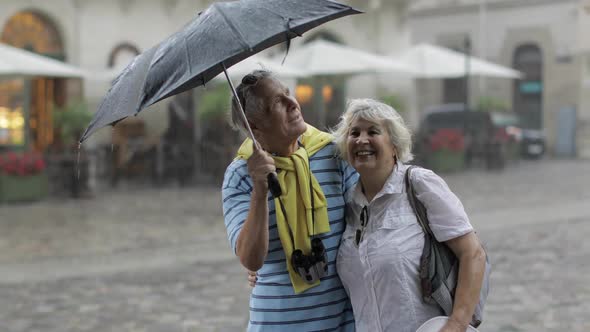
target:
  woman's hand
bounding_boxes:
[247,270,258,287]
[438,317,469,332]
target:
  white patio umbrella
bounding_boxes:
[395,43,522,79]
[273,39,413,75]
[0,42,83,78]
[270,39,413,128]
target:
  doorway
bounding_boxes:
[1,10,66,151]
[512,44,543,129]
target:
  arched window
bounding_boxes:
[512,44,543,129]
[1,11,64,60]
[108,42,140,68]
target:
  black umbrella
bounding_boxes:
[80,0,361,142]
[81,46,158,133]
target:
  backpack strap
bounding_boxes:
[404,165,434,236]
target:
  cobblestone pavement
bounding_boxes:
[0,159,589,332]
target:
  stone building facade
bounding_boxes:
[408,0,590,157]
[0,0,413,151]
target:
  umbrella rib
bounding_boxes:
[256,5,299,59]
[183,36,192,76]
[214,3,252,51]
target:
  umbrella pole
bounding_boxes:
[222,64,282,197]
[222,64,260,149]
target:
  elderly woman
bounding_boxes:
[332,99,486,332]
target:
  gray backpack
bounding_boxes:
[404,165,491,328]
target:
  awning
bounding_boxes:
[394,43,523,79]
[0,42,84,78]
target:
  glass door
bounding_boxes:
[0,78,26,149]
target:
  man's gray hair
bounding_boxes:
[230,69,274,135]
[332,98,414,163]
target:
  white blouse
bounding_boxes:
[336,162,473,332]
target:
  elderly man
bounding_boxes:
[222,70,357,331]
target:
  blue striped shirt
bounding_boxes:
[222,143,359,331]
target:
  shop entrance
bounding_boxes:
[1,11,66,151]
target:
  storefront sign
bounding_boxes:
[519,81,543,94]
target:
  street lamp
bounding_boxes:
[464,37,471,110]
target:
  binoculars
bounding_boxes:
[291,238,328,284]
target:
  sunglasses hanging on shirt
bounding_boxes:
[355,205,369,247]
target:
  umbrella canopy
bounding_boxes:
[395,43,522,79]
[212,54,307,80]
[84,46,159,134]
[83,65,128,82]
[272,39,413,76]
[80,0,360,142]
[88,54,306,83]
[0,42,84,78]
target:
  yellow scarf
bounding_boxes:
[236,124,333,293]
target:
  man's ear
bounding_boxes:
[250,121,263,141]
[248,119,257,131]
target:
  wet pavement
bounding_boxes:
[0,158,589,332]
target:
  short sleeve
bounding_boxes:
[340,158,359,199]
[412,168,473,242]
[221,160,253,254]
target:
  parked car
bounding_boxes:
[415,105,509,170]
[489,112,545,159]
[488,112,522,160]
[519,128,545,158]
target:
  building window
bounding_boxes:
[0,79,25,147]
[443,77,466,105]
[443,38,471,107]
[513,44,543,129]
[108,42,140,68]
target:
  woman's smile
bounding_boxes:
[355,150,376,157]
[347,118,396,175]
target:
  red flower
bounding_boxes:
[428,129,465,153]
[0,151,46,176]
[34,158,46,172]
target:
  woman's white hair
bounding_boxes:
[332,98,414,163]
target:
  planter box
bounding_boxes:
[0,173,48,203]
[427,150,465,173]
